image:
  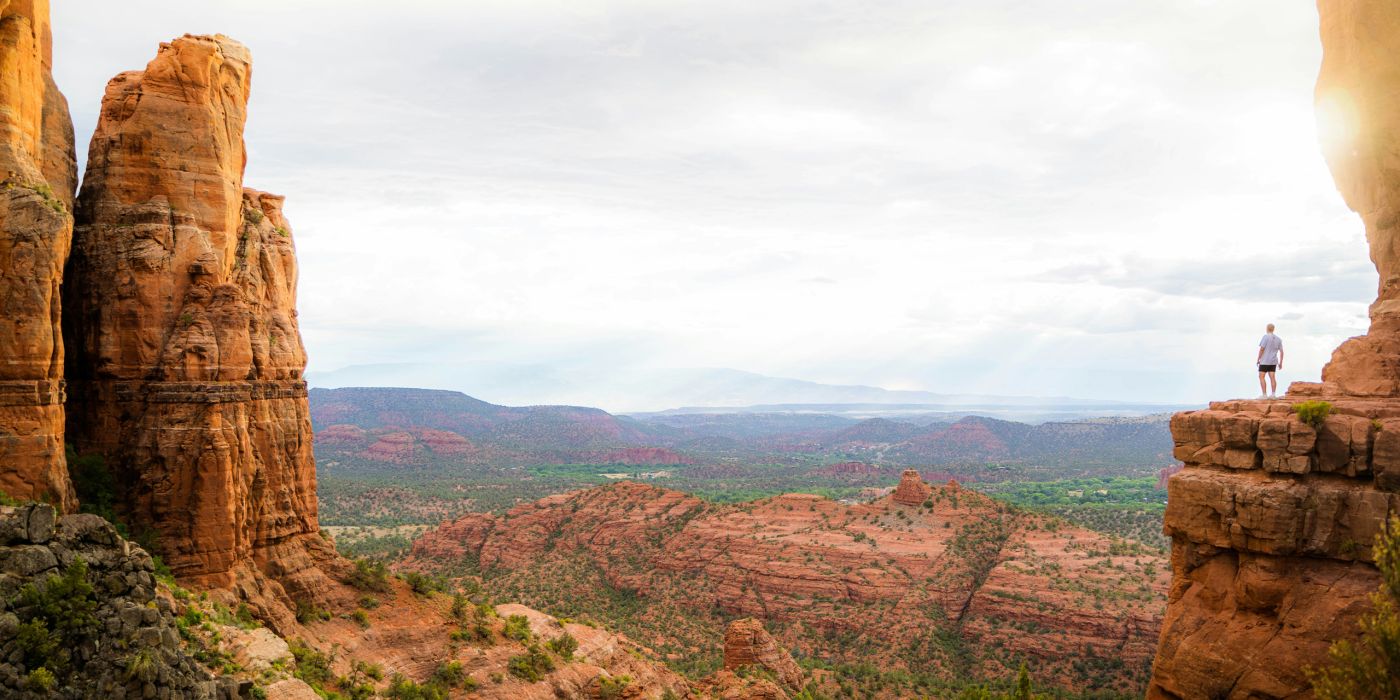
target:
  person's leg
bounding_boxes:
[1269,371,1278,396]
[1259,371,1267,397]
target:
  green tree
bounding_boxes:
[1308,514,1400,699]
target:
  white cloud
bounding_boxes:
[50,0,1367,408]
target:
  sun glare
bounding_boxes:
[1316,90,1360,157]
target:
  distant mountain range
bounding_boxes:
[307,363,1192,415]
[309,387,1173,470]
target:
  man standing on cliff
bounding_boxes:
[1257,323,1284,399]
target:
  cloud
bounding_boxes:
[48,1,1368,406]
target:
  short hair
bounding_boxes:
[1267,323,1275,332]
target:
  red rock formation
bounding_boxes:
[1149,6,1400,694]
[891,468,932,505]
[62,34,334,625]
[0,0,77,509]
[409,477,1168,694]
[723,618,804,691]
[1314,0,1400,396]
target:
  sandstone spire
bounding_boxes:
[891,468,932,505]
[63,34,334,624]
[0,0,77,509]
[723,618,805,692]
[1148,2,1400,696]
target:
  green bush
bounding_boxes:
[507,645,555,682]
[1308,514,1400,699]
[597,674,632,699]
[13,558,99,678]
[1294,400,1333,429]
[503,614,533,642]
[347,558,390,592]
[385,674,446,700]
[546,632,578,660]
[289,639,333,689]
[429,661,467,688]
[402,571,446,596]
[25,667,56,692]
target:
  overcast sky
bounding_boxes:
[51,1,1368,407]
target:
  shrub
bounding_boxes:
[402,571,446,596]
[1294,400,1333,429]
[288,639,333,688]
[25,667,56,692]
[13,558,99,677]
[546,632,578,660]
[352,610,370,629]
[385,674,446,700]
[294,599,331,624]
[507,645,555,682]
[430,661,467,688]
[503,614,533,642]
[347,558,390,592]
[1308,514,1400,699]
[596,674,632,699]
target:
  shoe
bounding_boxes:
[1270,393,1278,399]
[1258,394,1269,400]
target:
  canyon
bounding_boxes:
[407,470,1169,696]
[0,0,1392,697]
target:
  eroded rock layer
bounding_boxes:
[63,34,332,613]
[0,0,77,509]
[1149,5,1400,695]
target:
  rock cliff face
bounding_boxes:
[722,618,804,691]
[62,34,334,621]
[0,0,77,510]
[1148,2,1400,697]
[409,477,1169,694]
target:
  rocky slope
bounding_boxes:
[1148,2,1400,697]
[408,471,1169,695]
[0,0,77,511]
[61,34,337,625]
[0,503,239,699]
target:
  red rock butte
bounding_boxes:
[891,468,933,505]
[61,33,336,629]
[0,0,77,510]
[1148,1,1400,697]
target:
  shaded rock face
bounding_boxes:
[62,34,332,614]
[0,0,77,510]
[723,618,804,692]
[1150,5,1400,692]
[0,504,239,699]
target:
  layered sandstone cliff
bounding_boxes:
[1148,2,1400,697]
[409,478,1169,694]
[0,0,77,510]
[62,34,335,626]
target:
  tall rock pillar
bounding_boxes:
[0,0,77,509]
[1148,2,1400,697]
[64,35,335,625]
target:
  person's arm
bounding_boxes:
[1278,345,1284,370]
[1257,344,1264,364]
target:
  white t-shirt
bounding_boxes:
[1259,333,1283,365]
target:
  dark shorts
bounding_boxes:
[1259,364,1277,373]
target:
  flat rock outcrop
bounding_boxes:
[62,34,334,624]
[1149,3,1400,696]
[0,0,77,510]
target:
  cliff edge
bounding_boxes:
[1148,2,1400,697]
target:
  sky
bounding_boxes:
[50,1,1370,409]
